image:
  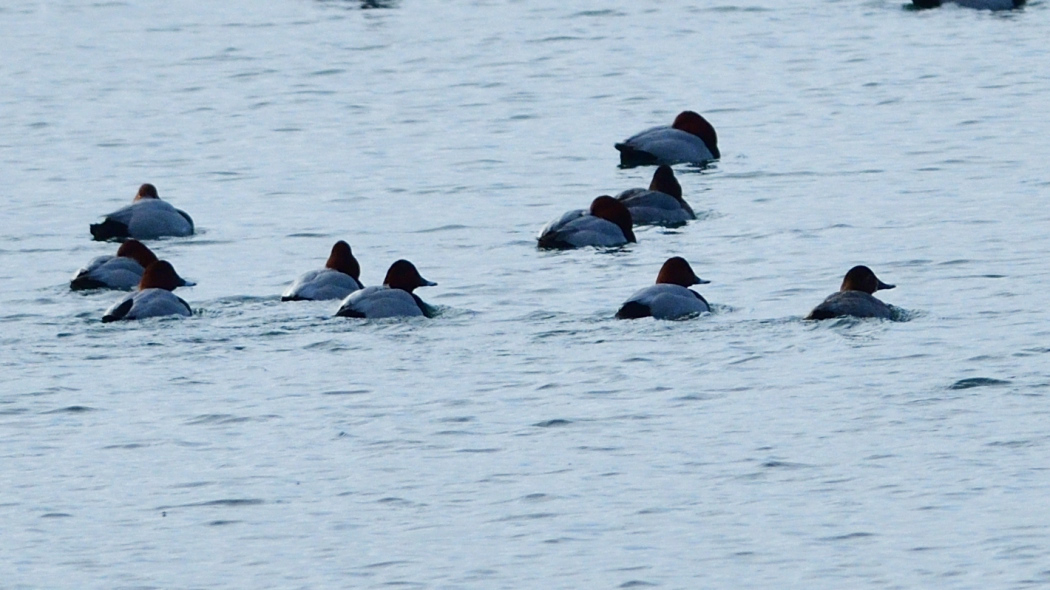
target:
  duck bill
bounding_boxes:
[422,279,437,287]
[694,278,711,285]
[178,277,196,287]
[877,280,895,291]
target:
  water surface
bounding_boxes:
[2,1,1050,588]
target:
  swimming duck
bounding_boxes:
[615,111,720,167]
[335,260,436,319]
[616,257,711,320]
[537,196,636,249]
[806,265,895,320]
[71,239,193,291]
[90,183,194,241]
[615,165,695,226]
[102,260,193,322]
[282,240,364,301]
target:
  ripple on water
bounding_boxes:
[185,414,264,425]
[820,532,877,543]
[322,389,371,396]
[158,499,265,511]
[41,405,95,414]
[533,419,572,428]
[948,377,1012,390]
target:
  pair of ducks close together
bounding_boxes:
[80,111,896,322]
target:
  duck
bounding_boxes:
[282,240,364,301]
[537,196,636,249]
[90,183,194,241]
[335,260,437,319]
[616,257,711,320]
[806,265,895,320]
[912,0,1023,9]
[102,260,193,322]
[615,111,720,167]
[70,239,193,291]
[615,165,695,227]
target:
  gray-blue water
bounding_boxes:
[3,1,1050,588]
